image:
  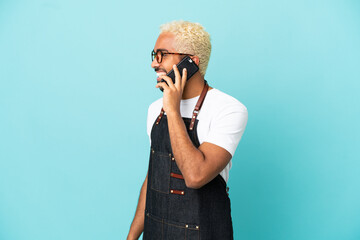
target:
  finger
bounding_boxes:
[173,64,181,89]
[156,82,170,92]
[160,75,176,89]
[181,68,187,90]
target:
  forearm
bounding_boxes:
[167,111,206,188]
[127,175,147,240]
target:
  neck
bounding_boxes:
[182,72,209,99]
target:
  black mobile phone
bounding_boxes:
[160,56,199,91]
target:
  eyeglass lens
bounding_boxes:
[152,50,164,63]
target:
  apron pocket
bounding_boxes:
[164,219,200,240]
[150,150,171,194]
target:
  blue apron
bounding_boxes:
[143,82,233,239]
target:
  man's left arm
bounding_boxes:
[166,111,233,189]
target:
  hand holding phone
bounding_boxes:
[160,56,199,91]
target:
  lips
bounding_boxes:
[156,71,166,82]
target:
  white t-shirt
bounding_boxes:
[147,88,248,183]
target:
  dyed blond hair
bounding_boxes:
[160,20,211,76]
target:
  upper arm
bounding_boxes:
[192,103,248,188]
[196,142,232,186]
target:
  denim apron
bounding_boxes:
[143,82,233,239]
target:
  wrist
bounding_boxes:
[165,109,181,118]
[127,228,140,240]
[126,234,137,240]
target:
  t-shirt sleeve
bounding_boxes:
[147,106,152,142]
[204,103,248,156]
[147,98,163,143]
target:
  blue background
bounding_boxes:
[1,0,359,239]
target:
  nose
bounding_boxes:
[151,57,159,69]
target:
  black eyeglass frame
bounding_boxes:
[151,49,193,63]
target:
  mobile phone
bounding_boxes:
[160,56,199,91]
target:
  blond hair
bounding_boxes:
[160,20,211,76]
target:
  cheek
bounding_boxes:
[162,63,174,74]
[166,65,174,73]
[162,56,181,72]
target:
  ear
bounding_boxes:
[190,56,200,66]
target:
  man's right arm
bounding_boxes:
[127,173,148,240]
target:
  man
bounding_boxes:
[127,20,248,239]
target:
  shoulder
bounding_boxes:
[148,97,163,115]
[146,97,163,138]
[204,89,248,115]
[201,89,248,157]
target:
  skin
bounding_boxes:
[127,32,232,240]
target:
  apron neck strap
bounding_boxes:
[156,80,209,131]
[189,80,209,130]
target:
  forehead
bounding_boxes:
[154,32,177,51]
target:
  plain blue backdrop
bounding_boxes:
[1,0,359,239]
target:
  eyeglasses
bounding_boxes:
[151,49,193,63]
